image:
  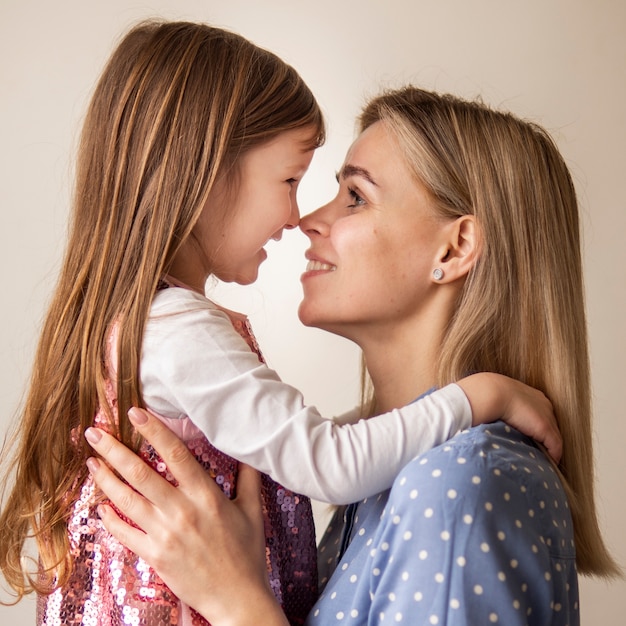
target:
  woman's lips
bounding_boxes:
[305,259,337,272]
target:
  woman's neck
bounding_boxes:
[359,314,448,414]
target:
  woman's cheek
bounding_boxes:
[331,219,377,258]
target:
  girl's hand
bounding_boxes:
[457,373,562,463]
[85,408,289,626]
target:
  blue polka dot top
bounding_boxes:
[309,422,578,625]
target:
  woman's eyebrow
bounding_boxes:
[337,164,379,186]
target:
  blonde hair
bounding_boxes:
[0,19,324,600]
[359,86,619,578]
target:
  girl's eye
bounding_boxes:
[347,187,365,208]
[286,177,298,186]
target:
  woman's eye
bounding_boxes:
[347,187,365,208]
[286,177,298,186]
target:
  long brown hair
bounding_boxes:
[0,19,324,600]
[358,87,619,577]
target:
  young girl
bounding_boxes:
[0,21,558,626]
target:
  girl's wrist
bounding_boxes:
[458,372,502,425]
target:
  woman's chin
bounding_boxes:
[297,301,317,327]
[297,302,336,332]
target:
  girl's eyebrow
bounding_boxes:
[336,164,379,186]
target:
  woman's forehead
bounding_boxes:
[341,122,407,181]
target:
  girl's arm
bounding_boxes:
[456,372,560,460]
[142,290,560,504]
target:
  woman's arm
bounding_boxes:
[86,406,561,624]
[86,408,287,626]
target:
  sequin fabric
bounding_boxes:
[37,301,318,625]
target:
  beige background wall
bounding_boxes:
[1,0,624,623]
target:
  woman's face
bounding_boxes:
[298,121,450,341]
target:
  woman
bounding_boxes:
[86,86,620,624]
[0,22,561,626]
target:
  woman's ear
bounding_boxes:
[432,215,480,283]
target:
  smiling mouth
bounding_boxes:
[306,260,337,272]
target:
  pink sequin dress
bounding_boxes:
[37,298,318,626]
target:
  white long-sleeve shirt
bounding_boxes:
[140,286,471,504]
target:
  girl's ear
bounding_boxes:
[432,215,480,284]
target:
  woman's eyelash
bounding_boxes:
[286,177,298,185]
[347,187,365,207]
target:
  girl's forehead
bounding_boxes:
[253,127,319,157]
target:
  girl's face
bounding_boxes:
[298,121,449,341]
[201,127,315,285]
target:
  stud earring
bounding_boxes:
[433,268,444,280]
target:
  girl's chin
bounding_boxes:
[236,252,266,284]
[217,260,263,285]
[231,270,259,286]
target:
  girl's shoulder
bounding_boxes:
[151,284,217,313]
[146,287,258,358]
[146,288,235,349]
[151,286,249,325]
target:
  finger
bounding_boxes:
[85,427,176,506]
[126,408,217,495]
[530,403,562,464]
[87,455,156,530]
[539,398,562,463]
[96,503,154,561]
[235,464,263,518]
[542,426,563,464]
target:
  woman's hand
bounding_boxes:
[85,408,289,626]
[457,373,562,463]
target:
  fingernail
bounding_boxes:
[128,407,148,425]
[86,457,101,474]
[97,504,108,518]
[85,427,102,444]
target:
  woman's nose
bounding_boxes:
[299,201,333,237]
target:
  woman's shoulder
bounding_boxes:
[400,421,551,477]
[387,423,571,543]
[371,431,577,624]
[394,423,557,489]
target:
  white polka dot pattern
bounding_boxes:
[309,423,578,625]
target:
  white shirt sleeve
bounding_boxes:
[140,288,472,504]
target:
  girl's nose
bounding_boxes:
[283,198,300,230]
